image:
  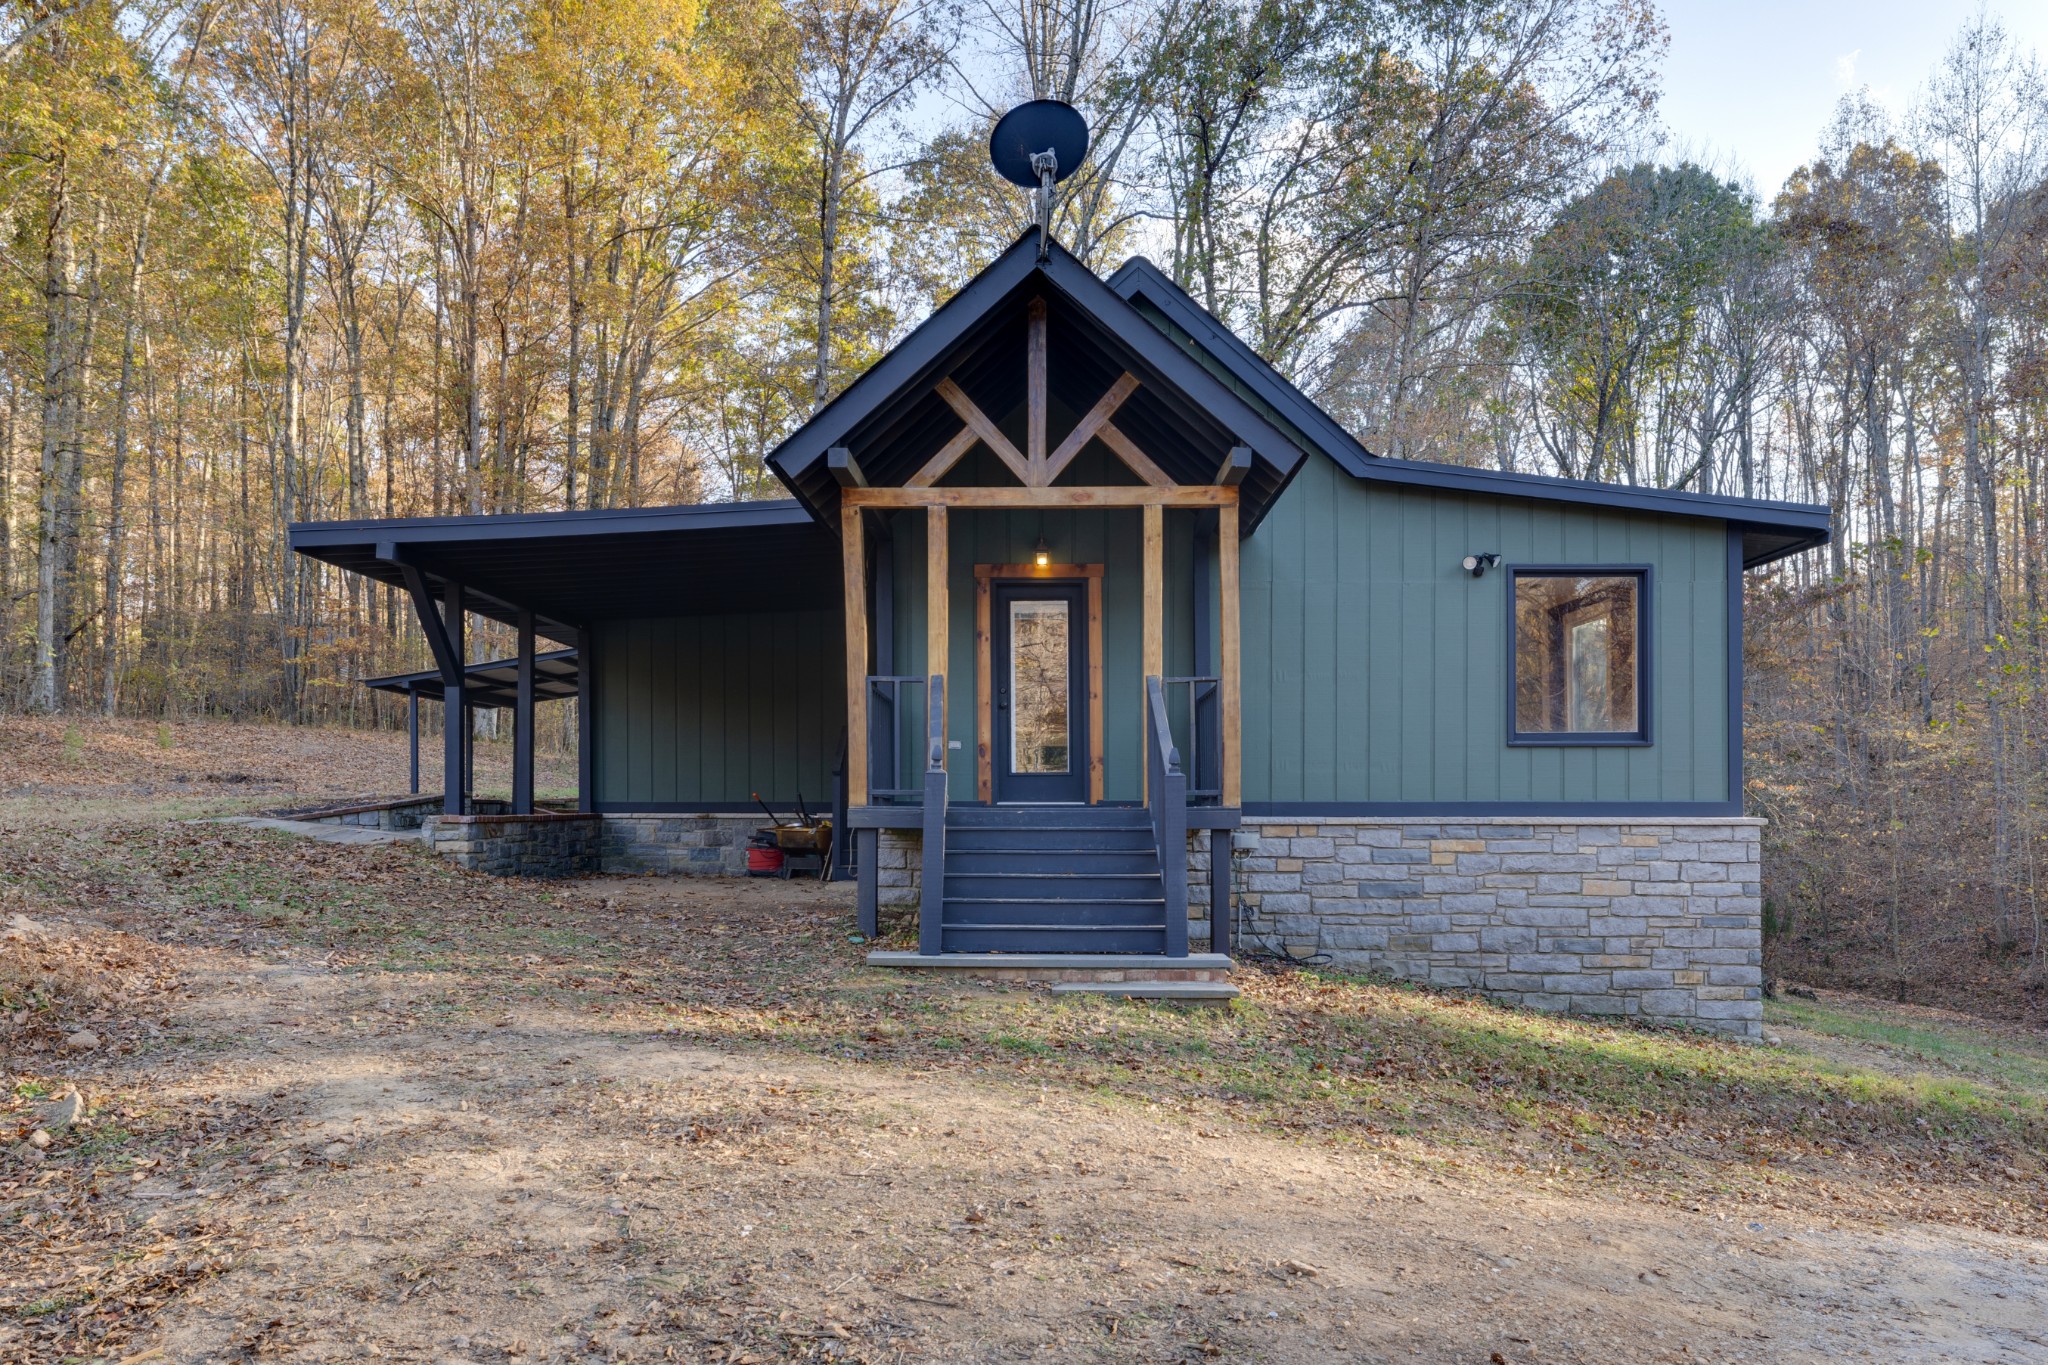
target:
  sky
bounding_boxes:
[1654,0,2048,198]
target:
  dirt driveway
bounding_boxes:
[7,861,2044,1365]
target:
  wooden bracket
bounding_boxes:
[935,378,1032,484]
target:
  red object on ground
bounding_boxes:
[746,845,785,876]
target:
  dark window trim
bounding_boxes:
[1506,564,1652,747]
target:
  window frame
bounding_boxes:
[1505,564,1653,748]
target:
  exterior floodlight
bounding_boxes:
[1462,552,1501,578]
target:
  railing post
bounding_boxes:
[919,674,947,956]
[1146,676,1189,958]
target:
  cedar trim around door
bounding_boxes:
[974,563,1104,804]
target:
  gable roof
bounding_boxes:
[1107,255,1832,569]
[769,233,1310,534]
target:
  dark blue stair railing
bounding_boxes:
[866,675,927,802]
[1145,675,1191,957]
[919,674,948,955]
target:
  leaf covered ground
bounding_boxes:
[3,721,2047,1362]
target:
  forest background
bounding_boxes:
[5,0,2048,1021]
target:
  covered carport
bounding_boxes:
[288,500,844,822]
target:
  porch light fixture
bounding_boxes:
[1034,535,1052,569]
[1461,552,1501,578]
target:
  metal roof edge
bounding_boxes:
[1107,255,1833,554]
[1107,255,1377,479]
[1353,455,1833,529]
[287,499,820,549]
[765,233,1045,496]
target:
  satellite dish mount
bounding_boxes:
[989,101,1090,261]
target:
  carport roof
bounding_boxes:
[289,500,839,642]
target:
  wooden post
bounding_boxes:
[842,505,868,806]
[1142,502,1163,800]
[1026,297,1047,478]
[927,505,949,738]
[407,687,420,796]
[513,610,535,814]
[1218,501,1242,808]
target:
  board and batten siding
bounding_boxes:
[591,610,845,809]
[1241,456,1732,809]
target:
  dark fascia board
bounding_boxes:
[766,238,1048,506]
[287,498,817,551]
[1108,254,1833,562]
[1109,255,1377,479]
[768,233,1309,526]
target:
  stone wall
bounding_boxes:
[1209,817,1764,1038]
[425,813,603,877]
[876,829,921,910]
[601,814,765,876]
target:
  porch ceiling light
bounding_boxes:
[1034,535,1052,569]
[1461,552,1501,578]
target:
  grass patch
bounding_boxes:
[1770,995,2048,1096]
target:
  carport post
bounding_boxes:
[513,610,536,814]
[444,580,466,815]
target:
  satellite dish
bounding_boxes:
[988,100,1090,188]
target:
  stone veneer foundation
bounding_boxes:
[1223,817,1765,1038]
[425,812,604,877]
[875,817,1764,1038]
[425,812,1764,1038]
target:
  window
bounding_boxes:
[1511,569,1648,744]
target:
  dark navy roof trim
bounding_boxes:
[1108,255,1830,569]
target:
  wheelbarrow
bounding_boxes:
[752,793,834,881]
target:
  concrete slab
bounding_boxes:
[212,816,426,847]
[1048,980,1240,1002]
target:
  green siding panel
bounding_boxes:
[591,609,845,808]
[1242,462,1731,806]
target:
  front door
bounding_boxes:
[992,580,1089,803]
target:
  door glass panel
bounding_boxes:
[1009,599,1070,774]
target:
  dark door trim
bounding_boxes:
[974,564,1103,803]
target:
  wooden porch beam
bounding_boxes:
[1097,420,1175,489]
[826,446,868,487]
[1215,445,1253,486]
[1218,501,1242,808]
[935,378,1033,485]
[1027,298,1047,475]
[905,426,979,488]
[843,485,1238,509]
[842,505,868,806]
[1042,372,1139,484]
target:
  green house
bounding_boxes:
[293,233,1827,1034]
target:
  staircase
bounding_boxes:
[937,806,1168,954]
